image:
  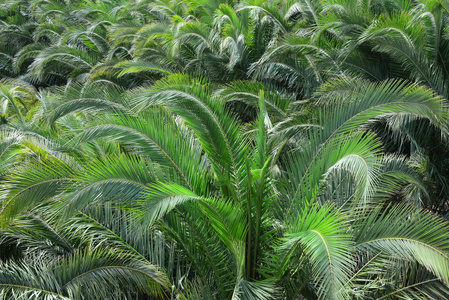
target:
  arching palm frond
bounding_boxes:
[0,158,75,223]
[0,247,170,299]
[281,204,353,300]
[132,74,249,199]
[354,204,449,288]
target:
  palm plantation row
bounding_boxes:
[1,0,449,299]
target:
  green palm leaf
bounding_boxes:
[281,204,353,300]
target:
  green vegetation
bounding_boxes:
[2,0,449,299]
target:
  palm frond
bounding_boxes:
[281,204,354,300]
[354,204,449,286]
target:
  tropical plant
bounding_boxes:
[2,0,449,299]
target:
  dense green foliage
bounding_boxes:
[2,0,449,299]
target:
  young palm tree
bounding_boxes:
[1,73,449,299]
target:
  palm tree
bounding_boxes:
[1,73,449,299]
